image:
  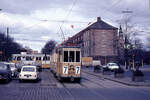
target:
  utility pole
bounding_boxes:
[122,9,133,69]
[149,0,150,9]
[6,27,9,61]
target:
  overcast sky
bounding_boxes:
[0,0,150,52]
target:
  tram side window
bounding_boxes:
[13,56,16,60]
[36,57,38,61]
[17,56,21,61]
[39,57,41,61]
[64,51,68,62]
[47,56,50,61]
[36,57,41,61]
[26,56,32,61]
[76,51,80,62]
[69,51,75,62]
[43,56,50,61]
[43,56,47,61]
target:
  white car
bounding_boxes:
[19,66,39,82]
[106,63,119,70]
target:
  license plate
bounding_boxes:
[24,75,31,78]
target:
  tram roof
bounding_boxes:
[12,54,50,56]
[58,45,81,49]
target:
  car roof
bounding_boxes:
[4,62,15,65]
[22,66,36,68]
[108,62,117,64]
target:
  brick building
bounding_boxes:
[64,17,124,64]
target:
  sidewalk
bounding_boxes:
[82,66,150,87]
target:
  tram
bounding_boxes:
[12,53,51,68]
[50,45,82,82]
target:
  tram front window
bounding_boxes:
[69,51,74,62]
[26,56,32,61]
[64,51,68,62]
[76,51,80,62]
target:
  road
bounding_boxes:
[0,69,150,100]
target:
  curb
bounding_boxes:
[83,70,150,87]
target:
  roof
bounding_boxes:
[67,17,118,40]
[86,17,118,30]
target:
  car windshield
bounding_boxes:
[7,64,15,68]
[109,63,118,66]
[0,64,7,70]
[22,67,35,72]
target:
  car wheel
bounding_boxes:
[5,78,9,83]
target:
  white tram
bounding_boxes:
[12,53,51,68]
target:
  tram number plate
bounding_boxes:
[76,66,80,74]
[63,66,68,74]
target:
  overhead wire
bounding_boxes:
[88,0,123,25]
[56,0,78,41]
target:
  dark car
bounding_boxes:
[0,62,12,82]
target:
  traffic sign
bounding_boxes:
[0,51,2,54]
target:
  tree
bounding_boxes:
[0,31,22,61]
[117,14,145,68]
[41,40,57,54]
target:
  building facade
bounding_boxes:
[65,17,124,64]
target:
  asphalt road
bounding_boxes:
[0,69,150,100]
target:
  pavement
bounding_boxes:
[82,65,150,87]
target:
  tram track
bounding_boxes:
[81,77,107,88]
[61,82,109,100]
[61,83,77,100]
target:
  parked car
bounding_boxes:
[19,65,39,82]
[4,62,17,77]
[0,62,12,82]
[102,65,107,68]
[106,63,119,71]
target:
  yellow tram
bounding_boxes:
[50,45,82,82]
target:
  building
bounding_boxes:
[64,17,123,64]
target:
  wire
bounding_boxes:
[105,0,122,12]
[86,0,123,27]
[57,0,78,41]
[14,38,47,42]
[11,21,45,34]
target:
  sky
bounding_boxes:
[0,0,150,52]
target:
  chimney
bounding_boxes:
[97,17,101,21]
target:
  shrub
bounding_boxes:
[103,67,111,71]
[133,70,144,77]
[114,68,124,74]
